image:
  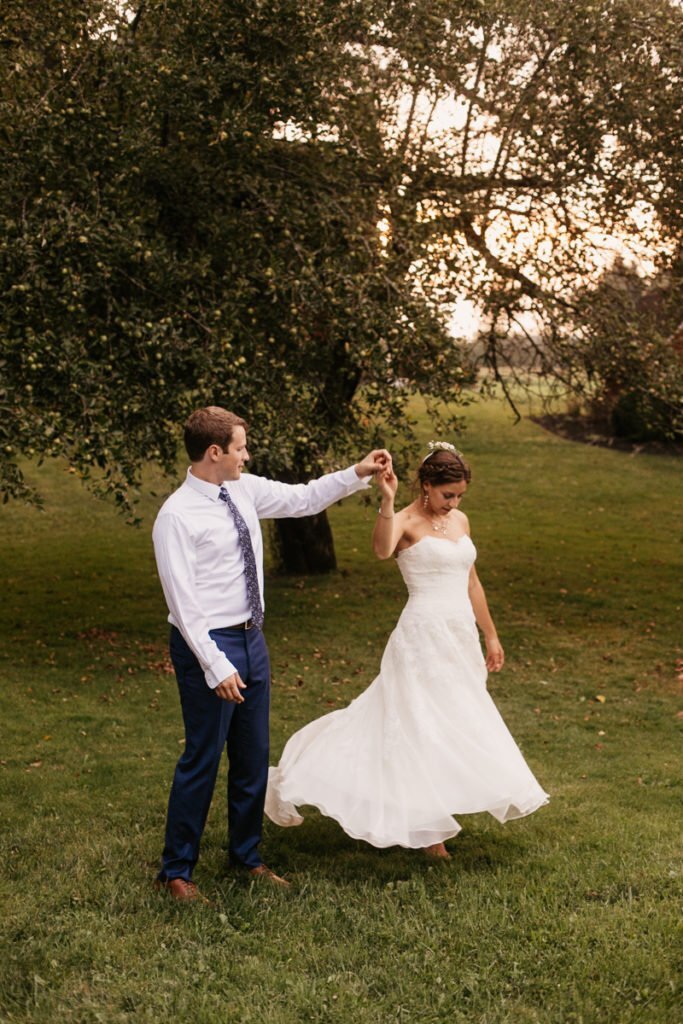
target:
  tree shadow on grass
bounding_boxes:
[532,413,683,457]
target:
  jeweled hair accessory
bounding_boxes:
[422,440,464,462]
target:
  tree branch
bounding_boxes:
[460,28,490,176]
[454,212,574,310]
[483,44,559,220]
[129,2,147,36]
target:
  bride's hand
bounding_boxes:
[376,464,398,500]
[485,637,504,672]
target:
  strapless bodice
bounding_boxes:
[396,534,476,616]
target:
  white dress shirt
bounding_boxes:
[153,465,370,688]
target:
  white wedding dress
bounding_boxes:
[266,535,549,848]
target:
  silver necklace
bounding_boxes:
[422,494,448,535]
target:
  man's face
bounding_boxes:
[219,425,249,480]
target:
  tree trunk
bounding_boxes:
[271,511,337,574]
[252,461,338,574]
[266,329,360,574]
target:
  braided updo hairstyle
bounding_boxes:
[417,449,471,491]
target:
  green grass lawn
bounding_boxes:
[1,398,681,1024]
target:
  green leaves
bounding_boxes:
[1,0,681,514]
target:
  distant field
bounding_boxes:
[1,398,681,1024]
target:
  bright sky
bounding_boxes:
[389,83,666,339]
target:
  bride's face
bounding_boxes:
[424,480,468,516]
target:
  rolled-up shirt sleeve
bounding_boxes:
[247,465,370,519]
[152,513,237,688]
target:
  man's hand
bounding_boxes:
[215,671,247,702]
[355,449,392,479]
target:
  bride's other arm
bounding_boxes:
[372,462,405,559]
[467,554,505,672]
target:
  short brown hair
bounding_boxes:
[417,449,471,488]
[183,406,248,461]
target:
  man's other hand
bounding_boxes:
[215,672,247,702]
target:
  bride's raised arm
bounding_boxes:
[372,462,406,559]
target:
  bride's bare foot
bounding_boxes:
[424,842,451,860]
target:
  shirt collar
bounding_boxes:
[184,467,223,502]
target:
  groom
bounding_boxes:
[152,405,389,901]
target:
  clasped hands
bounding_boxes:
[355,448,392,479]
[356,448,398,499]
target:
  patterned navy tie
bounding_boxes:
[218,485,264,629]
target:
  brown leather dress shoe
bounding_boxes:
[154,877,213,904]
[247,864,291,888]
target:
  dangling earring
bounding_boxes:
[423,492,429,510]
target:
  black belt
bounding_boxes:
[224,619,254,631]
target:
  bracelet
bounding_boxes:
[377,508,394,519]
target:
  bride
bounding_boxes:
[265,442,548,858]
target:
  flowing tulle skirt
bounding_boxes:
[266,601,548,848]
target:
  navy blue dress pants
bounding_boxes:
[159,625,271,881]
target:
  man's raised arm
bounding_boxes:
[246,450,391,520]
